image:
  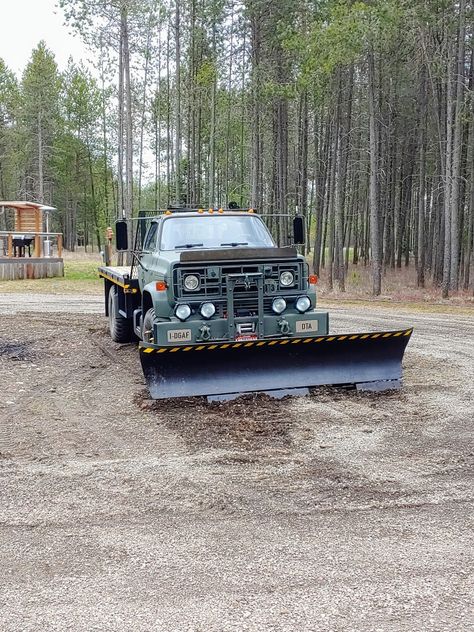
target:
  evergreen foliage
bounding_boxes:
[0,0,472,294]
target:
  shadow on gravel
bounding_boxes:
[0,341,35,362]
[135,391,294,451]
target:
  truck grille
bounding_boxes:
[215,297,275,318]
[173,261,304,316]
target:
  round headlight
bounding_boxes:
[296,296,312,313]
[175,304,191,321]
[200,302,216,319]
[184,274,199,291]
[272,297,287,315]
[280,271,294,287]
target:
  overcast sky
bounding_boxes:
[0,0,89,76]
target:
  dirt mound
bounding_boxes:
[137,391,293,450]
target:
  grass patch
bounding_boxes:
[348,269,362,286]
[0,256,103,294]
[63,259,100,281]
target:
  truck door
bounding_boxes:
[140,221,160,287]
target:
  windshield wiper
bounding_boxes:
[220,242,249,247]
[174,243,204,249]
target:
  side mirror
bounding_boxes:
[115,220,129,251]
[293,215,305,245]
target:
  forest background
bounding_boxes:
[0,0,472,297]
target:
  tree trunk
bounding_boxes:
[209,17,217,207]
[250,11,262,209]
[37,110,44,203]
[368,49,382,295]
[417,64,427,288]
[123,12,133,225]
[442,42,455,298]
[174,0,182,203]
[449,0,466,290]
[117,16,124,218]
[137,11,153,209]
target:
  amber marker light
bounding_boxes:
[165,210,172,215]
[198,208,204,213]
[156,281,167,291]
[208,208,214,214]
[309,274,318,285]
[218,208,224,213]
[248,208,254,213]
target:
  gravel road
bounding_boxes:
[0,292,473,631]
[0,292,103,314]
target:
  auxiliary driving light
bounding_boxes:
[184,274,200,291]
[199,302,216,319]
[175,304,191,321]
[272,297,287,314]
[280,271,294,287]
[296,296,312,313]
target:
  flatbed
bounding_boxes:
[98,266,139,294]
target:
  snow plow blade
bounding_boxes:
[139,328,413,401]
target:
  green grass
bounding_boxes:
[63,259,101,281]
[0,257,103,294]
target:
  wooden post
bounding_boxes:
[34,209,42,257]
[105,227,113,265]
[57,234,63,258]
[7,233,13,258]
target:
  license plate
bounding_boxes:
[167,329,192,343]
[296,320,318,334]
[236,333,258,342]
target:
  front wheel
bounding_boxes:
[108,285,133,343]
[141,308,156,343]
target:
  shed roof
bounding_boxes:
[0,201,56,211]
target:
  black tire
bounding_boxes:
[108,285,133,343]
[141,308,156,343]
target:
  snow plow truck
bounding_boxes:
[98,206,412,401]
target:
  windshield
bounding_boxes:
[159,215,275,251]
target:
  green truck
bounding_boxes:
[99,207,412,401]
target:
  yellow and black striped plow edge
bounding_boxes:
[139,328,413,355]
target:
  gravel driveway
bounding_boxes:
[0,293,473,631]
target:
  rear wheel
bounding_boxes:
[108,285,133,342]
